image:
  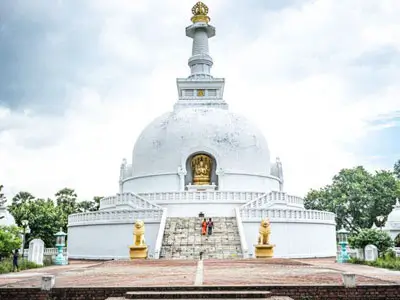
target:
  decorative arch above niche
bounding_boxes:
[185,151,218,191]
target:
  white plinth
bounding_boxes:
[41,275,55,291]
[187,183,217,191]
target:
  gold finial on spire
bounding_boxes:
[191,2,210,24]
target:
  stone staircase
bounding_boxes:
[160,217,243,259]
[106,286,293,299]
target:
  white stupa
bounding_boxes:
[383,198,400,241]
[68,2,336,260]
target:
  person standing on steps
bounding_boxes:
[201,218,207,235]
[207,218,214,235]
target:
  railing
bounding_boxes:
[138,191,265,203]
[235,207,249,258]
[240,191,304,209]
[23,248,67,257]
[68,209,163,226]
[153,208,168,259]
[240,208,335,223]
[100,192,163,210]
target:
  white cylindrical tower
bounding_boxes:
[186,1,215,79]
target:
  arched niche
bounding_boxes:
[185,152,218,189]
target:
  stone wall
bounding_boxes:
[67,222,160,259]
[1,285,400,300]
[242,219,337,258]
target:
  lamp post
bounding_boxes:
[20,220,31,255]
[337,227,350,263]
[376,216,385,231]
[54,228,67,265]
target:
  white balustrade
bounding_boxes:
[235,207,249,258]
[138,191,265,203]
[240,191,304,210]
[240,208,335,224]
[99,191,304,210]
[154,208,168,259]
[100,192,163,210]
[24,248,67,257]
[68,209,163,226]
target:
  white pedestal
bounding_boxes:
[187,183,217,191]
[342,273,356,288]
[41,275,55,291]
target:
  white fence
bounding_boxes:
[68,209,163,226]
[240,191,304,209]
[138,191,265,203]
[23,248,67,257]
[240,208,335,223]
[100,192,163,210]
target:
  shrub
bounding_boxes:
[0,225,22,257]
[43,256,54,266]
[367,257,400,270]
[384,248,397,260]
[0,258,42,274]
[394,234,400,247]
[348,228,393,254]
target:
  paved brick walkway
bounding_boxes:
[295,258,400,284]
[0,258,399,288]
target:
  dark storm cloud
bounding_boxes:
[0,0,151,116]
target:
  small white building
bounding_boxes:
[68,1,336,260]
[383,198,400,243]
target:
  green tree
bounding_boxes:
[348,228,393,254]
[394,234,400,247]
[394,159,400,180]
[304,166,400,233]
[77,196,102,212]
[0,225,22,257]
[8,187,101,247]
[8,192,35,226]
[55,188,78,231]
[0,185,6,207]
[8,195,61,248]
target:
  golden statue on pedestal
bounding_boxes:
[191,154,212,185]
[191,2,210,24]
[258,218,271,245]
[129,220,148,259]
[255,218,275,259]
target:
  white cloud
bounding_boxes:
[1,0,400,200]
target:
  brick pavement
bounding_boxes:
[202,259,392,286]
[0,258,399,288]
[296,258,400,284]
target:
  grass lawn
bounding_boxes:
[0,257,53,274]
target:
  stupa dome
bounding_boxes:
[131,106,271,179]
[387,199,400,225]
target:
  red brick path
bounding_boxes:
[0,258,399,288]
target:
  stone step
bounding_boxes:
[124,291,273,299]
[160,217,243,259]
[108,298,292,300]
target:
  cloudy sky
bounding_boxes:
[1,0,399,201]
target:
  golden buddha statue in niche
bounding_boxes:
[191,154,212,185]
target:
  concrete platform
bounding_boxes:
[1,258,400,288]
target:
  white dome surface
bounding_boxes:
[387,200,400,224]
[121,106,279,193]
[132,107,270,176]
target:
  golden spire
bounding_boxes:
[191,2,210,24]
